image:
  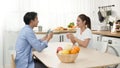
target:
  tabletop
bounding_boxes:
[33,42,120,68]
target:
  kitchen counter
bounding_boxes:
[35,30,120,38]
[35,30,76,34]
[92,30,120,38]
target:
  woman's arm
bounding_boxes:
[67,33,90,47]
[66,33,76,44]
[74,37,90,48]
[69,38,76,44]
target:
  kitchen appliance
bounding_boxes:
[102,36,120,68]
[93,35,120,68]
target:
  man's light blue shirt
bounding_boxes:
[15,25,48,68]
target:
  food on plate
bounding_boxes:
[68,22,75,28]
[53,27,67,31]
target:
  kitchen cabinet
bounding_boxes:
[36,34,45,39]
[59,34,70,42]
[92,34,120,53]
[50,34,60,42]
[102,36,120,68]
[57,33,76,42]
[102,36,120,46]
[92,34,102,41]
[35,33,71,42]
[92,34,102,50]
[102,36,120,55]
[36,34,59,42]
[35,32,76,42]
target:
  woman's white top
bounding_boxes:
[75,28,93,48]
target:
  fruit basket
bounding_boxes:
[56,45,80,63]
[57,53,78,63]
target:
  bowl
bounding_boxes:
[56,53,78,63]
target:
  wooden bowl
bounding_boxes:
[56,53,78,63]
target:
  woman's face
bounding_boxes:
[76,17,85,28]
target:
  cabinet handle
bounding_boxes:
[108,40,112,44]
[59,35,61,42]
[62,35,64,42]
[97,37,99,41]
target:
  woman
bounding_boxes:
[67,14,92,48]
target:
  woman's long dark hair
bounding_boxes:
[78,14,91,29]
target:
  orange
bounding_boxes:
[73,46,80,52]
[70,49,78,54]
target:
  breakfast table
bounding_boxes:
[33,42,120,68]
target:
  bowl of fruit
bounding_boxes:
[56,44,80,63]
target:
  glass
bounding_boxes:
[38,26,42,32]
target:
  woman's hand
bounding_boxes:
[66,33,70,39]
[66,33,76,44]
[66,33,74,39]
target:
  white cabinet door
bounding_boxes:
[92,34,103,50]
[36,33,76,42]
[102,36,120,52]
[102,36,120,46]
[36,34,45,39]
[35,34,60,42]
[93,34,102,42]
[60,34,69,42]
[49,34,60,42]
[102,36,120,67]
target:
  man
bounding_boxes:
[15,12,53,68]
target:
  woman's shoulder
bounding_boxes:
[85,28,92,33]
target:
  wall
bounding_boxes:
[0,20,3,68]
[1,0,20,68]
[0,0,95,31]
[92,0,120,30]
[3,31,18,68]
[0,1,5,68]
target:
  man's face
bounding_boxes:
[32,16,39,27]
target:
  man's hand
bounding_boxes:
[41,35,47,41]
[46,31,53,42]
[48,32,53,39]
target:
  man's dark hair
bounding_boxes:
[23,12,37,25]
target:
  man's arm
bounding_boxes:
[26,30,48,52]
